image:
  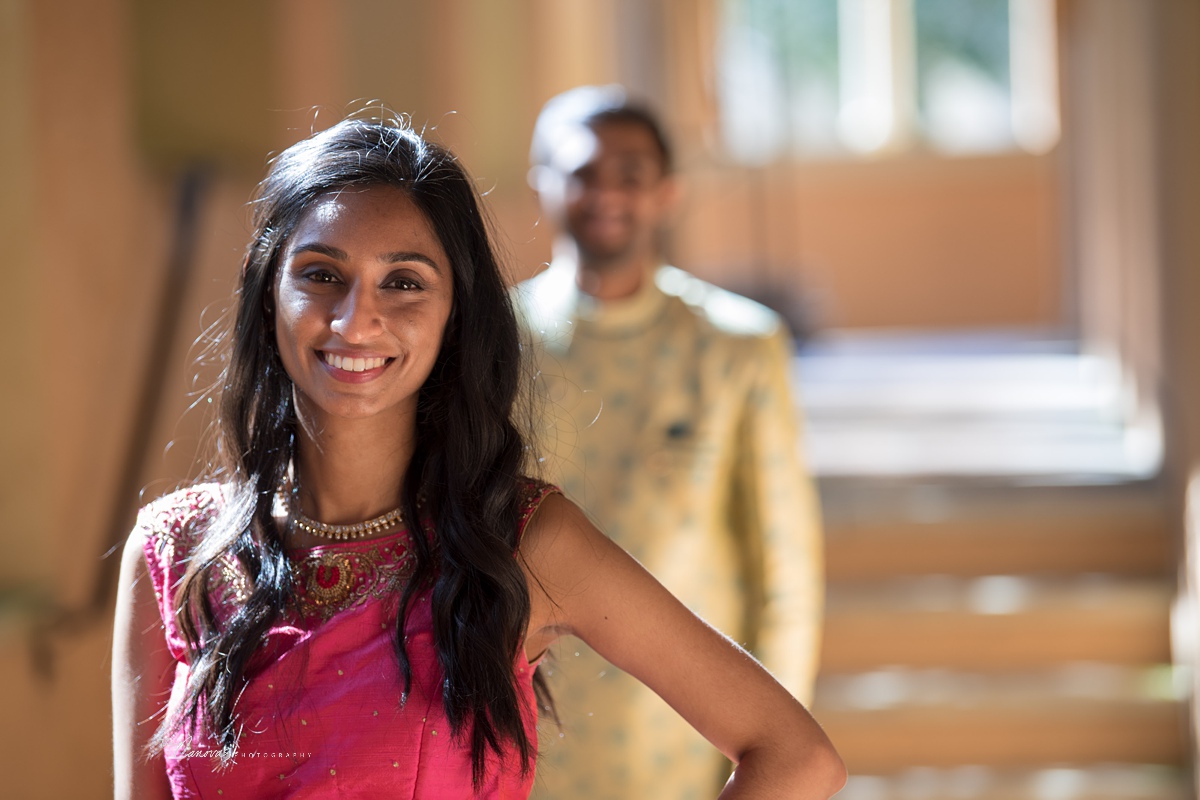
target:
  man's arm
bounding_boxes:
[733,327,824,703]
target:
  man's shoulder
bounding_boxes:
[512,262,576,330]
[655,266,784,341]
[514,261,572,302]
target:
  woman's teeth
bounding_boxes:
[324,352,387,372]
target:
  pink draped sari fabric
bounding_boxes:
[139,483,556,799]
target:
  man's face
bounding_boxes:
[548,120,675,269]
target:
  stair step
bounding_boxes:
[821,577,1173,671]
[834,764,1191,800]
[824,511,1172,580]
[809,477,1185,781]
[824,704,1186,775]
[813,667,1188,772]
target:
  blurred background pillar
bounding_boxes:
[1152,2,1200,793]
[0,0,49,599]
[1062,0,1162,428]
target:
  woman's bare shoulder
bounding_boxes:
[519,492,607,558]
[518,491,633,617]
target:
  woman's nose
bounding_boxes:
[329,283,383,342]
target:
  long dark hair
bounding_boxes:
[154,114,543,784]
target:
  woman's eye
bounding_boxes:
[303,269,339,284]
[387,277,422,291]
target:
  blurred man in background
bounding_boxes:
[515,85,825,799]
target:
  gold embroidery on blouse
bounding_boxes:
[145,482,553,625]
[289,539,416,622]
[145,487,250,607]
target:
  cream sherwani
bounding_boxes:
[515,261,824,800]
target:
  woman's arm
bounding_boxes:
[521,494,846,799]
[112,527,175,800]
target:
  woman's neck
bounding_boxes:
[291,405,415,527]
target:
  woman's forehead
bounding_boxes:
[282,186,449,269]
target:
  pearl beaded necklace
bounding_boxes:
[283,485,405,541]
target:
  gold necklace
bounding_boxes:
[283,485,405,541]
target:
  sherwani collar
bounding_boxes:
[523,259,669,353]
[573,263,668,335]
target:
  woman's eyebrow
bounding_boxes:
[383,251,442,273]
[289,243,442,273]
[290,242,346,260]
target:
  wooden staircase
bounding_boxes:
[811,479,1192,799]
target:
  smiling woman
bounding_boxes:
[274,187,453,424]
[111,114,846,799]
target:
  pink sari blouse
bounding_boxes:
[138,481,558,799]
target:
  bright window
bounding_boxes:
[716,0,1060,161]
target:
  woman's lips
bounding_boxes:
[318,350,393,383]
[323,351,388,372]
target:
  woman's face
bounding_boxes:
[273,185,454,424]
